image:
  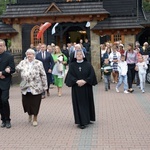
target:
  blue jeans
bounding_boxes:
[104,75,111,89]
[116,75,128,91]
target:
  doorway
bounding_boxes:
[54,22,90,48]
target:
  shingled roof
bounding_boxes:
[1,1,109,18]
[0,21,17,34]
[92,0,147,32]
[92,16,143,30]
[103,0,137,17]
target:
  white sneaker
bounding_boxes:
[142,89,145,93]
[124,90,129,94]
[33,121,38,127]
[116,88,119,93]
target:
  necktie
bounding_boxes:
[42,52,45,59]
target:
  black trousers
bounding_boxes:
[0,89,10,122]
[42,73,51,96]
[47,73,51,89]
[127,64,135,89]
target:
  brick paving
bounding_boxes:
[0,82,150,150]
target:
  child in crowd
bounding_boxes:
[134,46,141,88]
[116,55,129,93]
[101,59,112,91]
[135,56,148,93]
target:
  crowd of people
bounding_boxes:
[0,38,97,129]
[101,41,150,94]
[1,38,149,130]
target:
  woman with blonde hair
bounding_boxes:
[52,46,67,96]
[16,49,47,126]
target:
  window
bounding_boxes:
[114,34,121,42]
[31,25,44,46]
[111,34,124,43]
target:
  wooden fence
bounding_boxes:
[9,49,22,85]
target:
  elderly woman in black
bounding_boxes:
[16,49,47,127]
[65,49,97,129]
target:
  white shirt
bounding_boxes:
[118,61,128,76]
[136,61,148,74]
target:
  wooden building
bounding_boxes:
[0,0,150,81]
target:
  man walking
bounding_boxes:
[36,43,54,98]
[0,39,15,128]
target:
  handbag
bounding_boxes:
[57,62,63,72]
[20,80,29,90]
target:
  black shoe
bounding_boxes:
[79,125,86,129]
[1,122,6,128]
[47,91,50,96]
[105,88,108,91]
[108,85,110,89]
[5,121,11,128]
[128,89,134,93]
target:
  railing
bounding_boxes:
[8,49,22,85]
[9,49,22,65]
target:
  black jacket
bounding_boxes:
[0,51,15,90]
[36,51,54,73]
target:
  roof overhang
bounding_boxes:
[0,32,17,39]
[1,14,109,25]
[92,28,143,36]
[1,2,109,25]
[140,22,150,27]
[0,21,18,39]
[92,16,144,35]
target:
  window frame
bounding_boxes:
[111,34,124,43]
[31,25,44,46]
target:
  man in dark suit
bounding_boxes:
[36,43,54,99]
[0,39,15,128]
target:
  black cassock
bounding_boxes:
[65,61,98,126]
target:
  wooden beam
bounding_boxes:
[97,14,100,18]
[6,18,12,24]
[0,33,17,39]
[89,15,93,21]
[71,15,75,20]
[2,13,109,25]
[6,33,10,37]
[33,17,38,21]
[14,18,19,24]
[93,28,142,36]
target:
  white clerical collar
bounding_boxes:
[77,60,84,63]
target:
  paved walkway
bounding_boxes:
[0,82,150,150]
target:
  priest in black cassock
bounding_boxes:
[65,48,97,129]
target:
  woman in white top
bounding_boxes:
[16,49,47,126]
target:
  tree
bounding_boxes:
[143,0,150,11]
[0,0,16,15]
